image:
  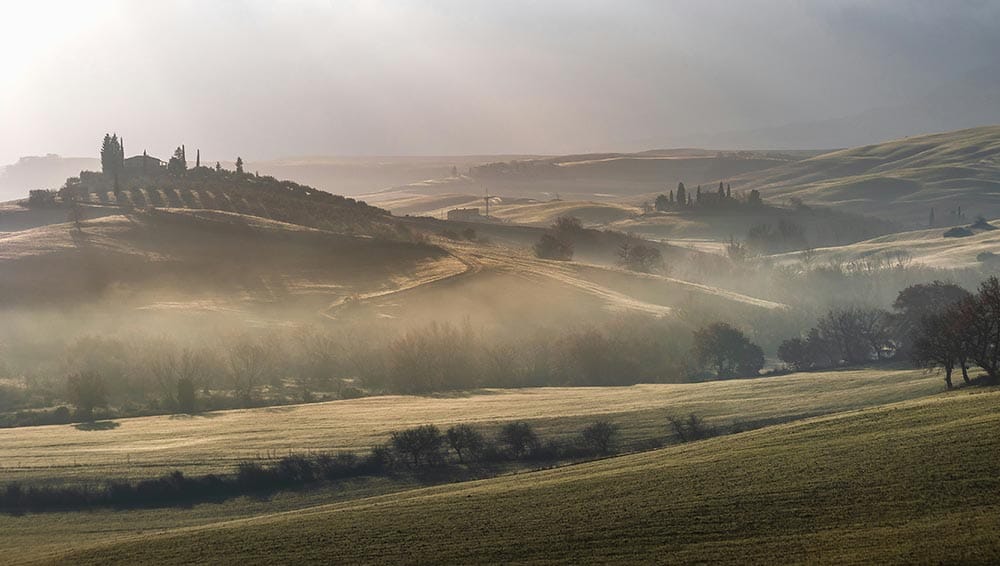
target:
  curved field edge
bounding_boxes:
[51,388,1000,565]
[0,367,942,484]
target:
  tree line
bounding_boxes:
[777,277,1000,389]
[651,181,762,212]
[0,314,768,427]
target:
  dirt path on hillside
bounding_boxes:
[322,240,785,320]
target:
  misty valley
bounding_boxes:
[2,2,1000,564]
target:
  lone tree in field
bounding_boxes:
[534,233,574,260]
[226,338,273,404]
[66,372,108,421]
[498,421,539,459]
[235,156,245,175]
[446,424,486,464]
[617,237,663,273]
[176,377,197,414]
[693,322,764,379]
[914,310,972,388]
[581,420,619,455]
[391,424,445,467]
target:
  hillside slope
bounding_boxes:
[0,208,454,309]
[55,388,1000,565]
[0,367,939,485]
[376,150,801,201]
[772,218,1000,269]
[732,125,1000,226]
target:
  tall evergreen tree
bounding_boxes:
[196,149,201,168]
[676,182,686,207]
[654,194,669,211]
[167,146,187,175]
[718,181,725,199]
[726,183,732,198]
[696,185,702,202]
[100,133,123,176]
[235,157,244,174]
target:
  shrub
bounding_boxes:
[667,414,718,442]
[446,424,486,464]
[66,372,108,422]
[581,420,619,455]
[534,233,574,260]
[943,226,973,238]
[498,421,539,459]
[391,425,445,467]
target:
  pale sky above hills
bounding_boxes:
[1,0,999,164]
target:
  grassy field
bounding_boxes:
[732,125,1000,226]
[771,218,1000,269]
[0,367,941,486]
[43,385,1000,565]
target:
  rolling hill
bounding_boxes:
[374,150,804,202]
[46,386,1000,565]
[0,365,949,564]
[771,218,1000,270]
[0,208,456,311]
[730,125,1000,227]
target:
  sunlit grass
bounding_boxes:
[54,387,1000,565]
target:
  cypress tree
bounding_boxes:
[196,149,201,168]
[726,183,731,198]
[718,181,725,198]
[676,182,686,207]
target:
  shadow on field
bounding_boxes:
[73,421,120,431]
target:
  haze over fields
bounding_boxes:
[2,1,1000,565]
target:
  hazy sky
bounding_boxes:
[2,0,999,164]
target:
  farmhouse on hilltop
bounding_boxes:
[123,151,165,172]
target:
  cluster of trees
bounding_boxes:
[0,310,778,428]
[911,277,1000,388]
[692,323,764,379]
[745,218,806,253]
[388,420,619,468]
[533,216,581,260]
[533,216,666,273]
[616,236,663,273]
[777,307,894,370]
[776,278,1000,389]
[370,317,693,393]
[652,182,762,212]
[100,133,125,176]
